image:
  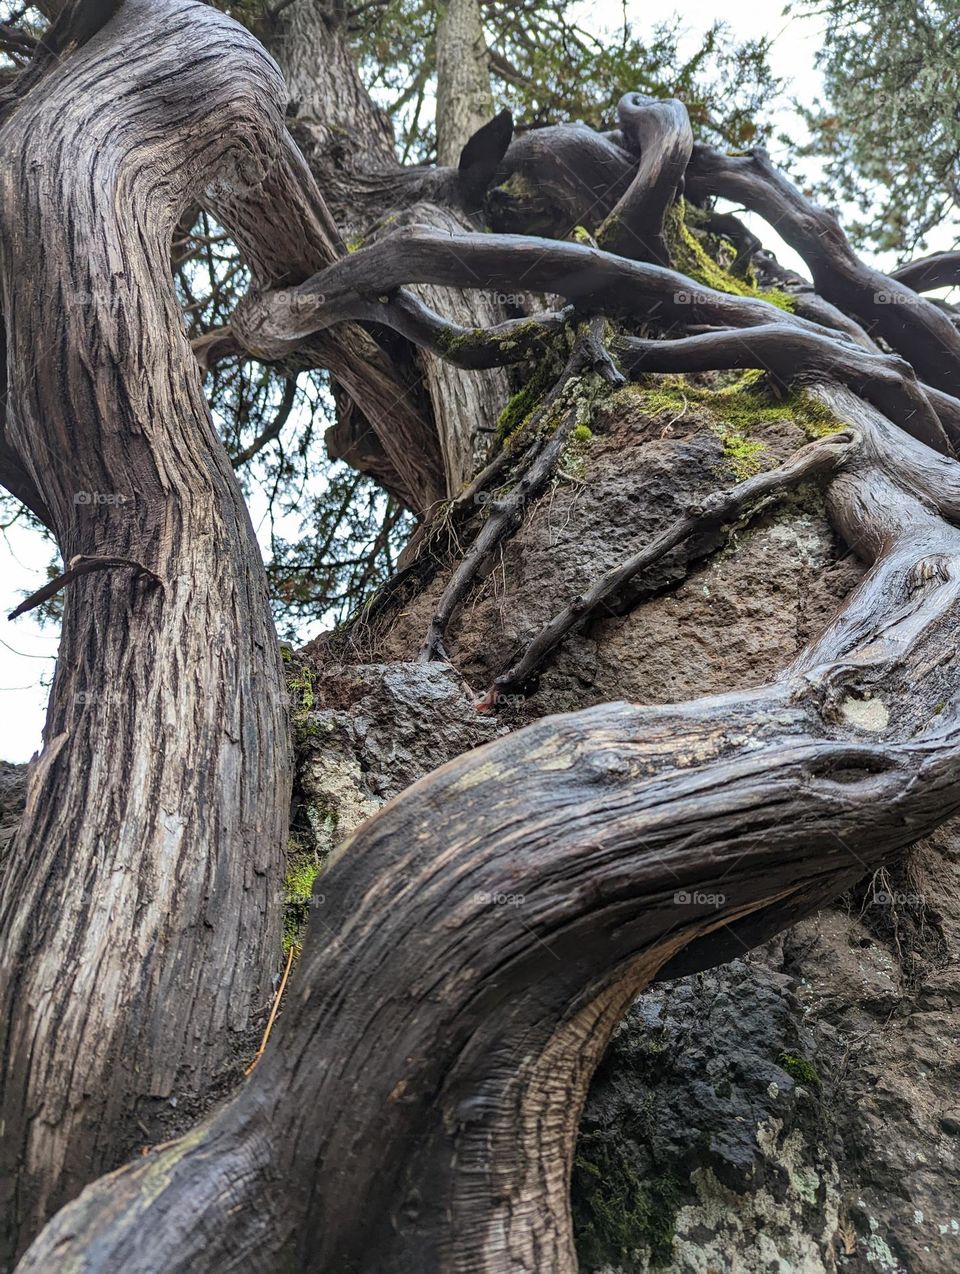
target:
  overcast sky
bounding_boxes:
[0,0,848,761]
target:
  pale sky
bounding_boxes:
[0,0,913,761]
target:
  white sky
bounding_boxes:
[0,0,931,761]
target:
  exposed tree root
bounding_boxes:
[616,326,956,451]
[228,227,956,459]
[419,322,621,662]
[891,250,960,293]
[597,93,692,264]
[685,145,960,395]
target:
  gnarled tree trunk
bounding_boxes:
[263,0,509,505]
[0,0,296,1255]
[3,2,960,1270]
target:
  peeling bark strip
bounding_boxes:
[0,0,295,1255]
[18,386,960,1273]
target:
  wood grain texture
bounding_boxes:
[0,0,294,1253]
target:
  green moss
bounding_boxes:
[615,372,846,476]
[284,658,321,748]
[572,423,594,442]
[496,171,537,201]
[495,356,559,443]
[434,327,481,355]
[572,1132,682,1270]
[572,224,594,245]
[715,428,765,479]
[285,660,314,710]
[438,321,550,360]
[779,1052,821,1088]
[791,397,850,440]
[664,200,795,311]
[283,843,322,953]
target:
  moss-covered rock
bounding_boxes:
[779,1052,822,1088]
[610,373,846,480]
[573,1134,682,1270]
[573,957,840,1273]
[282,842,322,954]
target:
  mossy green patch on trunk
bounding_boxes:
[283,841,323,953]
[495,357,559,443]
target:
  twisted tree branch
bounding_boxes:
[685,145,960,395]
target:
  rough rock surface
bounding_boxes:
[292,659,504,858]
[577,839,960,1274]
[367,383,860,708]
[574,951,841,1274]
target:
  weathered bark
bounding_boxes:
[0,326,50,525]
[0,0,294,1255]
[436,0,494,166]
[487,123,635,236]
[891,249,960,293]
[261,0,397,235]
